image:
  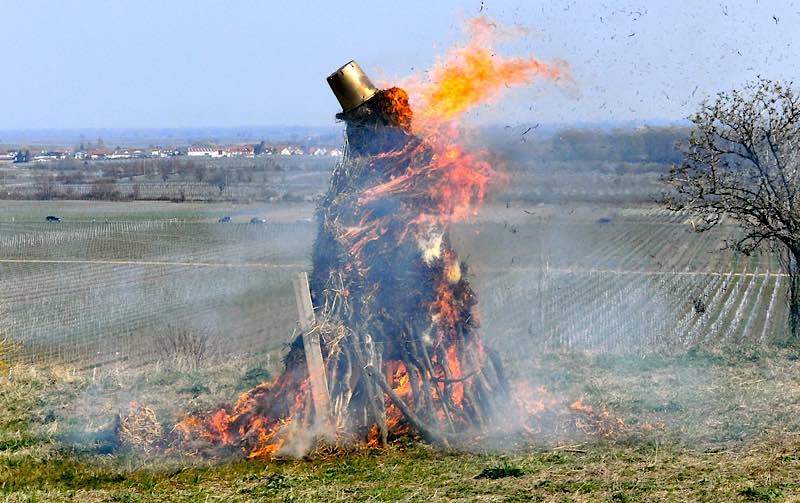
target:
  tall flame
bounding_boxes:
[404,15,569,126]
[359,15,571,231]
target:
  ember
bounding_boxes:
[176,16,568,457]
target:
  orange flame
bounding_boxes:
[175,377,311,458]
[446,345,465,406]
[357,15,569,234]
[513,381,558,417]
[569,397,628,437]
[403,15,569,126]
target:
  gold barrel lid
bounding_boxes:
[327,60,379,112]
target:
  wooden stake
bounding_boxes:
[293,272,333,433]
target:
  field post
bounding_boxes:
[292,272,334,434]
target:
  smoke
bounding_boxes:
[275,417,336,459]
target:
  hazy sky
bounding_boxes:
[3,0,799,129]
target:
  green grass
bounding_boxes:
[475,462,525,479]
[2,430,800,501]
[3,348,800,501]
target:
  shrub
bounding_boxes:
[153,326,215,372]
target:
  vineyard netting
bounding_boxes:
[0,205,788,368]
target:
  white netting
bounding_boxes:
[0,210,786,367]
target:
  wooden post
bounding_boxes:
[292,272,333,433]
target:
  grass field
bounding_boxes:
[2,347,800,501]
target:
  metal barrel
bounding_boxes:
[327,60,379,112]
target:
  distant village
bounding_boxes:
[0,143,343,164]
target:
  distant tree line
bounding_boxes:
[3,128,688,203]
[550,127,688,163]
[491,126,689,165]
[0,155,337,202]
[14,150,32,163]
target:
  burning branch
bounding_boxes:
[365,364,451,448]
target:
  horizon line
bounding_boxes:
[0,118,692,135]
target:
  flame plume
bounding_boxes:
[407,16,569,125]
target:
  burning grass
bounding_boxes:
[3,347,800,500]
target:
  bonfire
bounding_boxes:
[174,17,572,458]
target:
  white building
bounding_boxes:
[187,146,229,158]
[107,150,131,159]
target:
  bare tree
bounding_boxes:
[158,160,172,182]
[208,168,228,194]
[89,179,121,200]
[35,174,55,200]
[664,78,800,340]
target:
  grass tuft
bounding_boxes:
[238,367,272,389]
[740,485,783,501]
[475,462,525,479]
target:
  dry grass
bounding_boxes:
[152,325,216,372]
[0,339,14,374]
[2,347,800,501]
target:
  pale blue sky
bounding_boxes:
[2,0,799,129]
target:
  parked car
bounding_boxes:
[218,216,232,223]
[45,215,61,222]
[249,217,266,224]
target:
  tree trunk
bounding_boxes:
[788,247,800,342]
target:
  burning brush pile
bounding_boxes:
[165,17,608,458]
